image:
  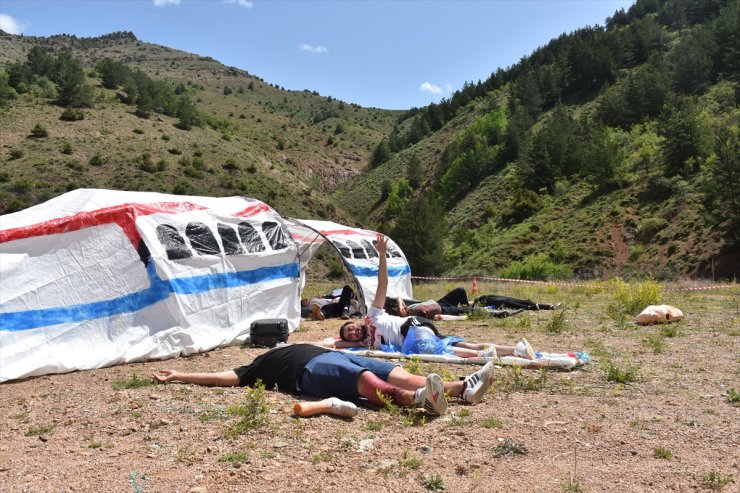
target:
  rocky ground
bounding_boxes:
[1,285,738,493]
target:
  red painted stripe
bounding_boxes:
[0,201,207,246]
[234,202,272,217]
[318,229,376,238]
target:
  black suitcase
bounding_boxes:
[249,318,289,347]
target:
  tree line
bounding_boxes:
[0,47,204,131]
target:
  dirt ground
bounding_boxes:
[1,283,738,493]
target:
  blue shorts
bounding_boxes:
[300,351,399,402]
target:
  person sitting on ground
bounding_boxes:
[152,343,495,416]
[472,294,562,311]
[301,285,359,321]
[325,234,535,359]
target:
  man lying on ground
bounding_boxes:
[301,285,359,321]
[472,294,562,311]
[152,343,494,416]
[387,287,523,320]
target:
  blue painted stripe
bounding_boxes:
[349,263,410,278]
[0,262,299,332]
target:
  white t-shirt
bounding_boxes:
[363,306,407,349]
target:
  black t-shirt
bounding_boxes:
[233,344,330,393]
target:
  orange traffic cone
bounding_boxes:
[472,276,479,294]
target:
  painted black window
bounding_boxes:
[262,221,289,250]
[217,223,244,255]
[332,240,352,259]
[346,240,367,259]
[186,222,221,255]
[238,222,265,253]
[361,239,378,258]
[156,224,192,260]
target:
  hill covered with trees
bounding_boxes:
[1,0,737,280]
[334,0,738,280]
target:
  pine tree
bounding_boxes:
[391,194,447,276]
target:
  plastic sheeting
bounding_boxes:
[0,189,302,382]
[286,219,413,312]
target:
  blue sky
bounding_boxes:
[1,0,635,110]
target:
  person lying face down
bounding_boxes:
[152,343,495,416]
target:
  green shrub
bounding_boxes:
[89,153,106,167]
[701,471,734,491]
[61,142,74,155]
[9,148,24,160]
[59,108,85,121]
[223,158,239,172]
[636,217,668,242]
[603,362,638,384]
[30,123,48,138]
[500,253,573,281]
[224,380,269,437]
[607,277,662,318]
[111,373,155,390]
[11,179,33,195]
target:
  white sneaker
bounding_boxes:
[514,337,535,359]
[328,397,359,417]
[462,361,494,404]
[478,347,497,359]
[419,374,447,416]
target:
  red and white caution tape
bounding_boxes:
[410,275,737,293]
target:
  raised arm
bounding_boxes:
[372,233,388,310]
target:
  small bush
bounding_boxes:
[701,471,734,491]
[421,474,446,492]
[25,425,54,437]
[59,108,84,121]
[727,388,739,405]
[493,438,528,457]
[219,451,250,464]
[61,142,74,155]
[9,148,24,160]
[246,164,257,174]
[111,373,155,390]
[636,217,668,242]
[223,158,239,172]
[607,277,662,318]
[224,380,269,437]
[30,123,48,138]
[500,253,573,281]
[546,308,568,333]
[168,148,182,155]
[89,153,106,167]
[653,447,673,459]
[603,362,638,384]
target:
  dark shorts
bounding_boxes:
[300,351,398,401]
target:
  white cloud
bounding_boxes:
[0,14,25,34]
[153,0,180,7]
[420,82,443,95]
[223,0,253,7]
[298,43,328,54]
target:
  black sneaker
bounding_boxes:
[341,307,350,320]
